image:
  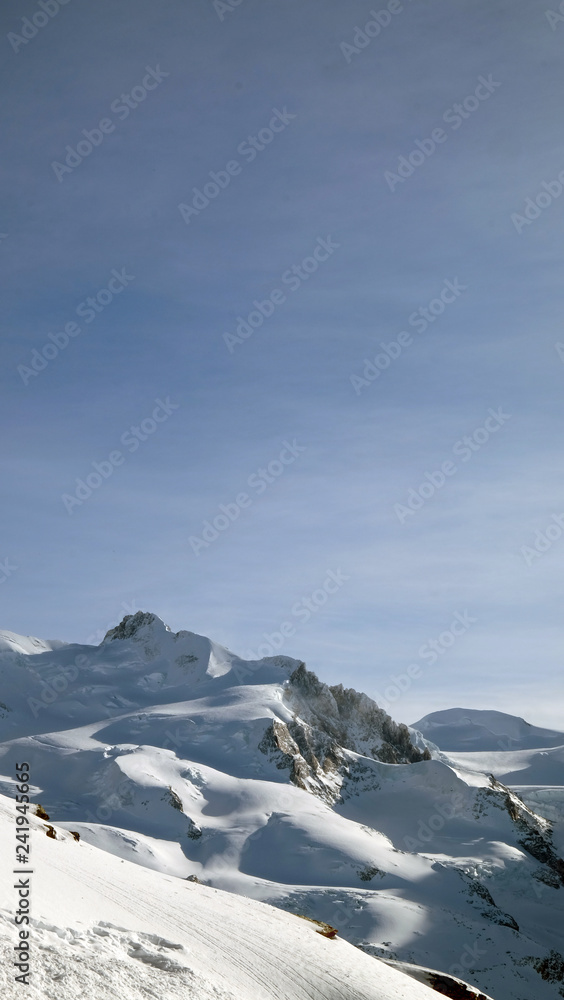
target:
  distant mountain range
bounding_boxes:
[412,707,564,752]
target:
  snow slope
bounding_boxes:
[412,708,564,752]
[440,743,564,825]
[413,709,564,852]
[1,613,563,1000]
[0,631,67,657]
[0,793,466,1000]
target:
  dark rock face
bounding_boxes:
[461,874,519,931]
[103,612,162,642]
[519,950,564,996]
[258,663,430,803]
[484,777,564,887]
[258,717,343,803]
[379,717,432,764]
[285,663,430,764]
[427,973,491,999]
[531,950,564,987]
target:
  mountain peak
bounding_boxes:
[102,611,171,644]
[412,707,564,751]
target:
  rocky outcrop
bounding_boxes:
[284,663,430,764]
[258,718,343,803]
[482,776,564,887]
[258,663,431,804]
[103,611,164,643]
[460,873,519,931]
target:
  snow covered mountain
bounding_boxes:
[1,612,563,1000]
[412,707,564,753]
[414,709,564,867]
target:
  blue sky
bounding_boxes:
[2,0,564,729]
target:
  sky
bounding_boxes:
[2,0,564,730]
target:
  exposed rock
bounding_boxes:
[358,864,385,882]
[480,777,564,886]
[521,950,564,996]
[339,756,381,800]
[258,718,343,803]
[379,958,494,999]
[533,949,564,985]
[462,874,519,931]
[186,819,202,840]
[532,867,561,889]
[176,654,198,670]
[258,664,432,804]
[285,663,430,764]
[103,612,163,643]
[294,913,338,938]
[163,787,183,812]
[427,973,491,999]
